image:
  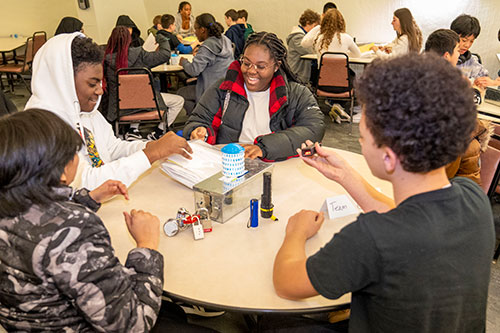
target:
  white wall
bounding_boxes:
[1,0,499,76]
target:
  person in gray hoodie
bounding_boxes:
[178,13,234,115]
[286,9,320,83]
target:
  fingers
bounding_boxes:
[123,211,132,229]
[116,182,129,200]
[179,148,193,160]
[183,141,193,154]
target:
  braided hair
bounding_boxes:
[244,32,300,83]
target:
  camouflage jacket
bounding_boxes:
[0,187,164,332]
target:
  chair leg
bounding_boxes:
[115,121,120,137]
[19,73,31,94]
[494,242,500,263]
[349,97,354,135]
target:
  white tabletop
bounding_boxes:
[477,101,500,121]
[151,54,194,73]
[0,37,25,53]
[300,53,374,65]
[97,149,393,313]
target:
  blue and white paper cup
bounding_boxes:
[221,143,245,179]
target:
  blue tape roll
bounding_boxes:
[249,199,259,228]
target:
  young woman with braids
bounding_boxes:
[370,8,423,58]
[101,26,184,140]
[301,8,361,59]
[177,13,234,115]
[183,32,325,161]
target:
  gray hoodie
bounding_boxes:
[182,35,234,102]
[286,25,314,83]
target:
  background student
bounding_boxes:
[115,15,144,47]
[25,33,192,190]
[55,16,84,35]
[450,14,499,88]
[425,28,492,186]
[101,26,185,141]
[177,13,234,115]
[147,15,162,36]
[301,8,361,59]
[184,32,325,161]
[370,8,422,58]
[175,1,195,39]
[286,9,321,83]
[273,53,494,331]
[224,9,246,59]
[160,14,200,54]
[236,9,254,40]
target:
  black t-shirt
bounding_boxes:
[307,177,495,332]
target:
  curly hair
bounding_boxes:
[71,36,104,74]
[394,8,422,53]
[244,31,300,83]
[315,9,345,52]
[356,53,476,173]
[196,13,224,38]
[299,9,320,27]
[0,109,83,218]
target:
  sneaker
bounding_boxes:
[177,303,225,317]
[332,103,351,122]
[124,128,143,141]
[147,127,164,141]
[328,109,341,124]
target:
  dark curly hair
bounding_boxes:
[356,53,476,173]
[71,36,104,74]
[244,31,300,83]
[0,109,83,218]
[196,13,224,38]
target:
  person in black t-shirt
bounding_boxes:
[273,53,495,332]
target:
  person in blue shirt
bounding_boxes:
[224,9,246,59]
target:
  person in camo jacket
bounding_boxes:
[0,109,163,332]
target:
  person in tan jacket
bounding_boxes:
[446,118,491,185]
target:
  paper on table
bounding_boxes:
[358,43,374,53]
[143,33,158,52]
[497,53,500,62]
[160,140,222,188]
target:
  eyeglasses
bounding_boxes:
[239,57,276,72]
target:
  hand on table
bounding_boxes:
[298,141,351,184]
[286,210,324,240]
[242,144,263,159]
[123,209,160,250]
[179,57,188,66]
[89,180,129,203]
[190,127,207,140]
[474,76,499,89]
[143,131,193,163]
[370,46,379,52]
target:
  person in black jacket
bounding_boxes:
[116,15,144,48]
[224,9,246,59]
[55,17,84,35]
[184,32,324,161]
[102,26,184,140]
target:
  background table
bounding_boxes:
[300,53,374,66]
[152,54,194,73]
[97,149,393,313]
[0,37,25,64]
